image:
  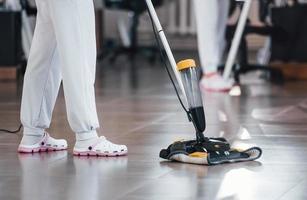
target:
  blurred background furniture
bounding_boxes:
[100,0,164,64]
[221,0,284,84]
[270,2,307,79]
[0,10,21,67]
[0,9,21,80]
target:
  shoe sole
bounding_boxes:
[73,150,128,157]
[18,147,67,153]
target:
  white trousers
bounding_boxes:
[21,0,99,139]
[193,0,229,74]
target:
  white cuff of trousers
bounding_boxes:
[23,126,45,136]
[204,67,218,74]
[76,130,98,141]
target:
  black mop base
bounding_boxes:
[160,138,262,165]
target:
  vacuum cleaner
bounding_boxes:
[145,0,262,165]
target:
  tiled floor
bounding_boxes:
[0,54,307,200]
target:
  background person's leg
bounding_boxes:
[193,0,233,92]
[47,0,99,140]
[217,0,230,62]
[194,0,221,73]
[20,0,62,145]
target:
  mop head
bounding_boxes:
[160,139,262,165]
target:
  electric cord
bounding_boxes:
[147,6,204,136]
[147,7,190,115]
[0,124,22,134]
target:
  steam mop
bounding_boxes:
[145,0,262,165]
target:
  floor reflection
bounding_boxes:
[68,156,128,200]
[217,168,257,199]
[18,151,68,200]
[252,103,307,123]
[159,161,262,200]
[18,152,129,200]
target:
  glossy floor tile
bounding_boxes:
[0,53,307,200]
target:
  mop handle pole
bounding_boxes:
[145,0,187,101]
[223,0,252,79]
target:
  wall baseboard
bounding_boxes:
[0,67,17,80]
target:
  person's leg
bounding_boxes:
[194,0,233,92]
[19,0,67,152]
[47,0,99,139]
[47,0,127,156]
[216,0,230,62]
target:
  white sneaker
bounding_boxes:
[73,136,128,157]
[200,73,234,92]
[18,132,68,153]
